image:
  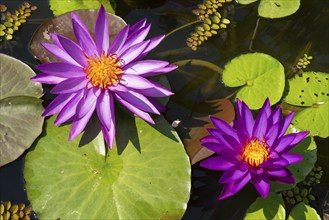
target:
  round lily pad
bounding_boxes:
[271,125,317,192]
[258,0,300,19]
[49,0,115,16]
[287,202,320,220]
[245,193,286,220]
[285,72,329,106]
[25,115,191,219]
[0,54,44,167]
[222,53,285,109]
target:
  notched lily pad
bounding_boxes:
[29,9,126,63]
[0,54,44,167]
[25,115,191,219]
[222,53,285,109]
[287,202,320,220]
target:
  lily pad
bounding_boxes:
[238,0,300,19]
[49,0,115,16]
[0,54,44,167]
[287,202,320,220]
[284,72,329,137]
[245,193,286,220]
[29,9,126,64]
[222,53,285,109]
[271,125,317,192]
[25,115,191,219]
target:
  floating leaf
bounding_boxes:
[29,9,126,64]
[222,53,285,109]
[0,54,43,167]
[245,193,286,220]
[284,72,329,137]
[183,99,235,165]
[237,0,300,19]
[271,125,317,192]
[49,0,115,16]
[287,202,320,220]
[25,115,191,219]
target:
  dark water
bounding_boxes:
[0,0,328,219]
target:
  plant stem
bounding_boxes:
[173,59,222,73]
[249,17,260,51]
[166,20,201,38]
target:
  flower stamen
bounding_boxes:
[242,139,269,167]
[84,52,123,88]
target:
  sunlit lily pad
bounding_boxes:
[25,115,191,219]
[222,53,285,109]
[245,193,286,219]
[285,72,329,137]
[49,0,115,16]
[271,125,317,192]
[0,54,44,167]
[287,202,320,220]
[29,9,126,64]
[238,0,300,19]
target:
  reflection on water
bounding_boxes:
[0,0,328,219]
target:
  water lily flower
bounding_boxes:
[200,99,309,200]
[31,6,176,148]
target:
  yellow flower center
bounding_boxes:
[242,139,269,167]
[84,52,123,88]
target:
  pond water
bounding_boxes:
[0,0,328,219]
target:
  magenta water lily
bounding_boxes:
[31,6,177,148]
[200,99,309,200]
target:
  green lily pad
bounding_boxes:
[245,193,286,220]
[25,115,191,219]
[287,202,320,220]
[0,54,44,167]
[237,0,300,19]
[285,72,329,106]
[271,125,317,192]
[284,72,329,137]
[222,53,285,109]
[49,0,115,16]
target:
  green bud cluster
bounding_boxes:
[187,0,233,51]
[192,0,233,21]
[296,53,313,70]
[282,166,323,205]
[0,201,32,220]
[0,2,37,41]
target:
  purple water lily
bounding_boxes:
[200,99,309,200]
[32,6,176,148]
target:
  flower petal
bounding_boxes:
[277,112,295,138]
[31,73,65,84]
[219,168,249,183]
[121,74,155,89]
[237,100,254,138]
[140,65,178,77]
[115,90,160,115]
[36,63,86,79]
[69,102,96,140]
[101,124,115,149]
[201,142,224,153]
[137,81,174,97]
[210,116,239,142]
[217,172,251,200]
[272,133,296,153]
[128,18,146,35]
[123,60,170,75]
[76,87,100,119]
[96,90,114,131]
[108,25,130,54]
[253,99,270,139]
[269,169,294,185]
[114,94,154,124]
[95,5,109,55]
[41,43,81,66]
[137,35,165,60]
[267,106,281,130]
[51,77,88,94]
[200,156,235,170]
[43,93,75,117]
[222,133,242,153]
[71,12,98,57]
[266,167,293,178]
[119,40,150,66]
[252,174,270,198]
[260,157,289,169]
[54,91,84,125]
[280,152,303,165]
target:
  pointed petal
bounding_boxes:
[219,168,249,183]
[237,100,254,138]
[253,99,270,139]
[128,18,146,34]
[43,93,75,117]
[266,167,293,178]
[95,5,109,54]
[36,63,86,78]
[31,73,65,84]
[277,112,295,138]
[137,81,174,97]
[137,35,165,60]
[200,156,235,171]
[269,168,294,184]
[108,25,130,54]
[222,133,243,153]
[71,12,98,57]
[119,40,150,66]
[280,152,303,165]
[290,131,309,146]
[96,90,114,131]
[210,116,238,140]
[41,43,81,66]
[140,65,178,77]
[272,133,296,153]
[76,87,100,119]
[107,84,128,92]
[265,121,280,146]
[267,106,281,130]
[252,174,270,198]
[51,77,88,94]
[121,74,154,89]
[69,102,96,140]
[123,60,169,75]
[102,124,115,149]
[217,172,251,200]
[200,135,219,144]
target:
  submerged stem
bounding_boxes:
[166,20,201,38]
[249,17,261,52]
[173,59,222,73]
